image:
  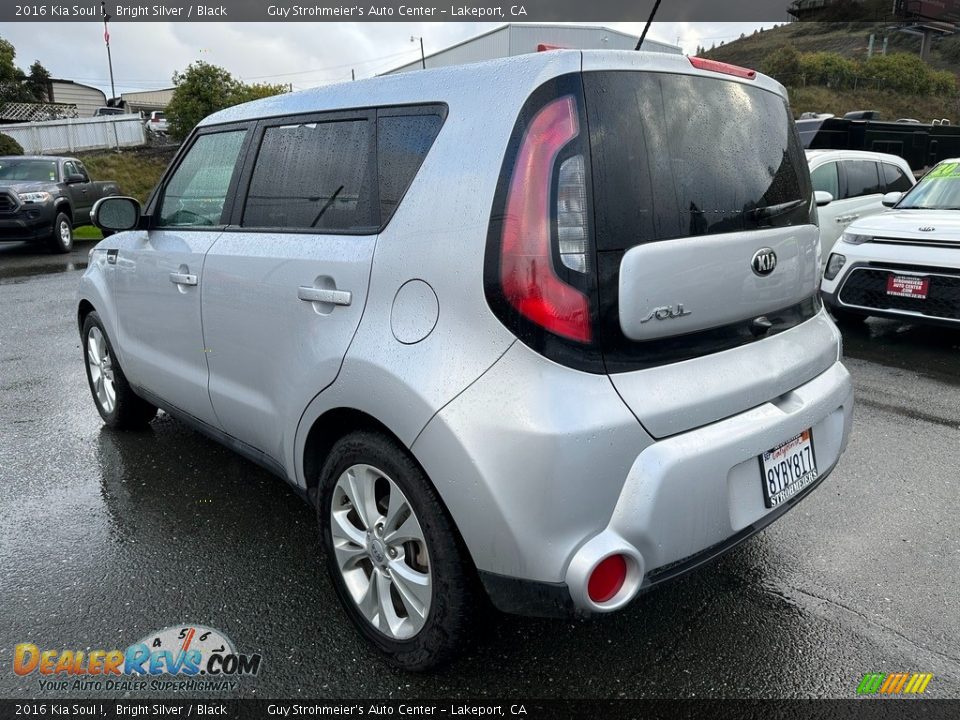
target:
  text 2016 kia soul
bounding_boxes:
[78,51,853,669]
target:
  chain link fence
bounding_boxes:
[0,115,147,155]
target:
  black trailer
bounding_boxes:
[797,116,960,173]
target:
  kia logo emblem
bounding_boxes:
[919,226,936,232]
[751,248,777,276]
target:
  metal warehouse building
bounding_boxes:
[384,23,682,75]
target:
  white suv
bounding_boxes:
[78,51,853,670]
[822,158,960,326]
[807,149,915,263]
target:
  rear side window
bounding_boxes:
[881,162,913,192]
[378,113,443,225]
[158,130,247,227]
[843,160,882,198]
[810,162,839,198]
[243,119,377,232]
[584,72,811,250]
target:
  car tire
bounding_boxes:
[48,211,73,254]
[317,430,479,671]
[81,311,158,429]
[831,307,867,324]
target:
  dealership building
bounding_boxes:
[384,23,682,75]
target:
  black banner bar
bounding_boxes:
[2,700,960,719]
[5,0,803,23]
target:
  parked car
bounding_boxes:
[144,111,168,134]
[821,158,960,326]
[93,107,126,117]
[0,156,120,253]
[78,51,853,670]
[807,150,915,264]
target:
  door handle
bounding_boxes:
[169,272,198,286]
[298,286,352,306]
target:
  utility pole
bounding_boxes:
[411,35,426,69]
[101,2,116,103]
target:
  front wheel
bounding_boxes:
[82,311,158,429]
[48,211,73,254]
[318,431,479,671]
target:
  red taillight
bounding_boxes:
[588,554,627,604]
[499,95,592,343]
[688,56,756,80]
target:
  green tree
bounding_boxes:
[760,44,801,86]
[25,60,50,102]
[0,36,52,104]
[166,61,287,141]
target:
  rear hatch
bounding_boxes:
[483,53,835,439]
[584,59,829,437]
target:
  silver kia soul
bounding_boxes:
[78,50,853,669]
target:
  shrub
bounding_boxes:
[861,53,935,95]
[760,44,801,86]
[0,132,23,155]
[799,52,858,88]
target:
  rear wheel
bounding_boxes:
[82,311,157,429]
[48,211,73,254]
[318,431,478,671]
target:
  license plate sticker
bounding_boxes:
[886,274,929,299]
[759,429,818,508]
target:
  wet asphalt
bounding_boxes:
[0,238,958,700]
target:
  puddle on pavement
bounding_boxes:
[0,261,88,282]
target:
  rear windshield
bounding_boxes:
[584,71,812,251]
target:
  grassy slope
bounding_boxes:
[72,146,176,240]
[703,23,960,120]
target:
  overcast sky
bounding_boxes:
[1,22,772,97]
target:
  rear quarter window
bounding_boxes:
[378,112,444,226]
[881,162,913,192]
[584,71,811,251]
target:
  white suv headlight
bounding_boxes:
[840,231,871,245]
[18,191,52,204]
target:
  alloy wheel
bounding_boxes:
[87,326,116,414]
[330,463,432,640]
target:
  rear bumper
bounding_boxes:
[414,339,853,617]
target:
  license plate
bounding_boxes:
[886,274,929,299]
[759,429,818,508]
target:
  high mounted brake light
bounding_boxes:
[688,56,757,80]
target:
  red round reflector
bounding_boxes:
[587,554,627,604]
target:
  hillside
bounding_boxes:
[703,22,960,120]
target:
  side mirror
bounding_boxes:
[91,196,142,232]
[65,173,86,184]
[814,190,834,207]
[882,191,903,208]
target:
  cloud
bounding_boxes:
[0,21,771,97]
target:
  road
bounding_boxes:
[1,239,958,699]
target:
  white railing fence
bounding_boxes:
[0,115,147,154]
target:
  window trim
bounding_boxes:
[145,120,255,232]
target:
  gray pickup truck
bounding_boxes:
[0,156,120,253]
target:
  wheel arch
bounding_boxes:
[301,407,408,505]
[54,198,73,221]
